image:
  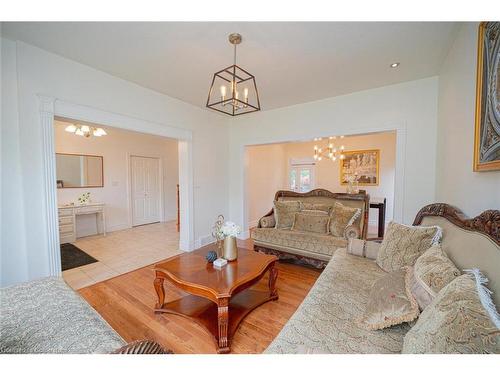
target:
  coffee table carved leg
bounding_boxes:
[154,272,166,311]
[269,263,278,299]
[216,297,230,353]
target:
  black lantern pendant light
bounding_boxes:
[206,33,261,116]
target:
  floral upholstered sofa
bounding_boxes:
[252,189,370,268]
[265,203,500,354]
[0,277,169,354]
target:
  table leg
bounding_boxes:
[269,262,279,299]
[154,272,166,311]
[216,297,230,353]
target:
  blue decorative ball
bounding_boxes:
[206,250,218,263]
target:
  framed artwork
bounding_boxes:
[474,22,500,171]
[340,149,380,186]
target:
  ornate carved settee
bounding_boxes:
[252,189,370,268]
[264,203,500,354]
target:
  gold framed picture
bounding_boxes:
[340,149,380,186]
[474,22,500,171]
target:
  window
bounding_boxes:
[289,159,315,193]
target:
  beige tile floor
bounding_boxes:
[62,221,182,290]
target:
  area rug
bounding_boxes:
[60,243,98,271]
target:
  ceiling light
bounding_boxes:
[67,124,107,139]
[65,124,77,133]
[390,62,400,68]
[313,136,346,162]
[206,33,260,116]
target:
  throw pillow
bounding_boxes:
[376,221,442,273]
[300,202,332,215]
[403,271,500,353]
[408,245,461,310]
[291,212,330,234]
[329,202,361,237]
[358,268,419,330]
[274,200,301,229]
[259,215,276,228]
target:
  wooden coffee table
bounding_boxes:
[153,246,278,353]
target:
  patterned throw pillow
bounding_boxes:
[329,202,361,237]
[376,222,442,273]
[408,245,461,310]
[358,268,419,330]
[291,212,330,234]
[403,272,500,353]
[259,215,276,228]
[274,201,301,229]
[300,202,332,215]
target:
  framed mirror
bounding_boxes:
[55,153,104,188]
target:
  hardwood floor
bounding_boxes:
[79,239,321,354]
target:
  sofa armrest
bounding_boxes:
[259,214,276,228]
[113,340,172,354]
[347,238,381,260]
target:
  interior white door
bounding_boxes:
[131,156,161,226]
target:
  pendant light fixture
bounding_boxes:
[313,136,346,162]
[206,33,261,116]
[65,123,107,138]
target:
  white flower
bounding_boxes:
[220,221,241,237]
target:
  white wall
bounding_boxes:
[436,23,500,215]
[1,37,29,285]
[245,144,288,227]
[246,132,396,227]
[54,120,179,236]
[230,77,439,233]
[1,38,229,287]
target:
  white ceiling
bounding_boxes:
[2,22,459,111]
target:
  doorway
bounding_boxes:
[130,156,161,226]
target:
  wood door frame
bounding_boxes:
[127,154,164,227]
[38,95,195,277]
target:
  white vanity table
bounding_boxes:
[58,203,106,244]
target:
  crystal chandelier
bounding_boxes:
[65,124,107,138]
[313,136,346,162]
[206,33,260,116]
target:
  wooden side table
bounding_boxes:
[369,197,386,239]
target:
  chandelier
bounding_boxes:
[313,136,346,162]
[206,33,260,116]
[65,124,107,138]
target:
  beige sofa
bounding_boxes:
[252,189,370,268]
[265,203,500,353]
[0,277,169,354]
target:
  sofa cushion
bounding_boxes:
[252,228,346,258]
[300,202,332,214]
[274,200,301,229]
[265,249,412,353]
[329,202,361,237]
[403,273,500,354]
[291,212,330,234]
[409,245,461,310]
[0,277,125,354]
[376,221,442,272]
[358,268,419,330]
